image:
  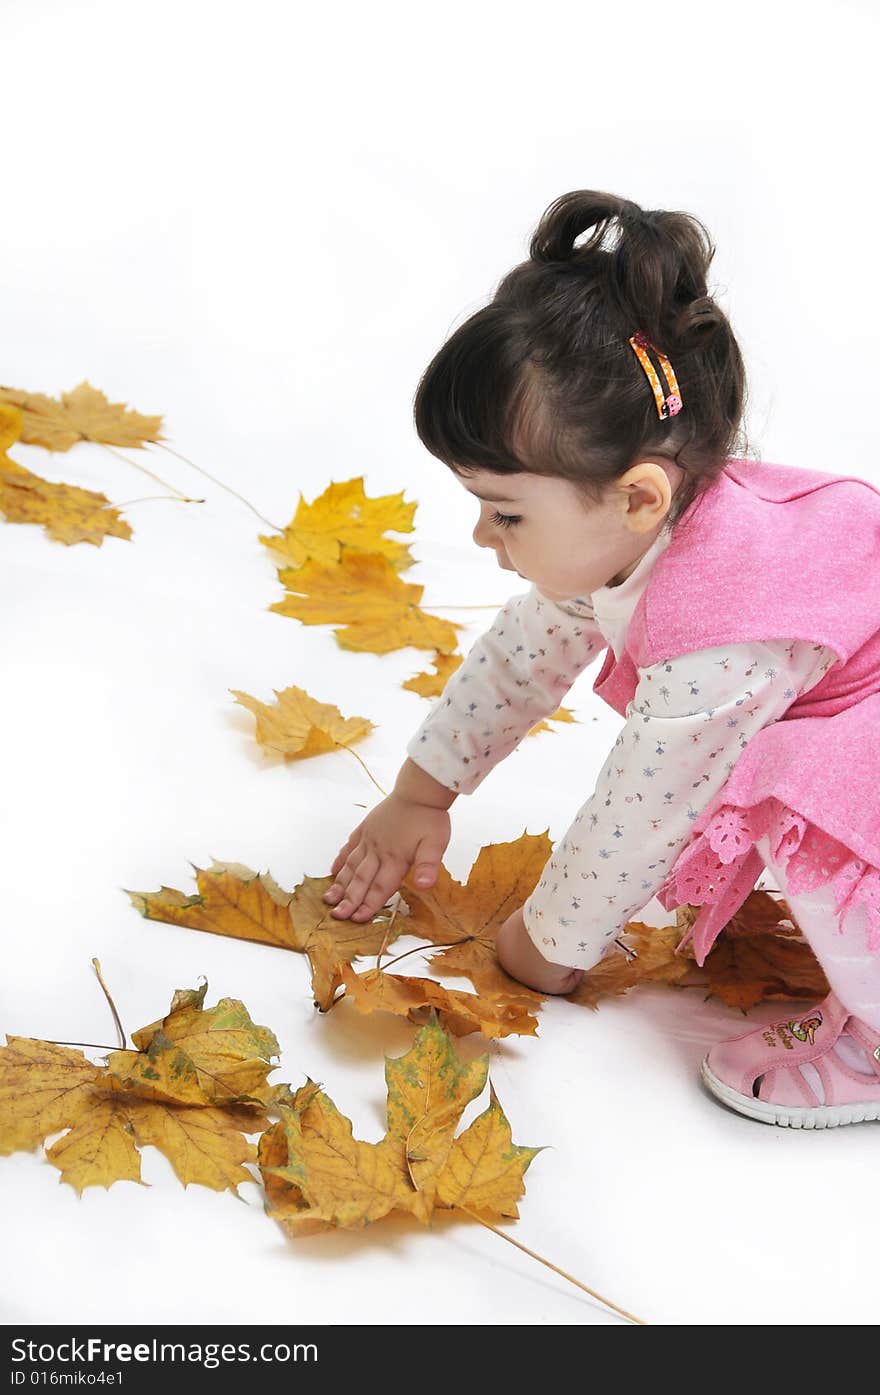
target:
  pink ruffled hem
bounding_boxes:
[656,795,880,966]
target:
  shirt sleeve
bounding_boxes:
[405,586,607,795]
[522,637,838,968]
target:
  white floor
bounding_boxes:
[2,440,878,1328]
[2,0,878,1329]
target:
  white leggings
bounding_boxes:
[755,832,880,1032]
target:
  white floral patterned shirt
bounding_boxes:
[406,529,838,967]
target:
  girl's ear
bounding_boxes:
[617,462,674,530]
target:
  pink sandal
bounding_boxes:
[701,992,880,1128]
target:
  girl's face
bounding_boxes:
[460,458,685,601]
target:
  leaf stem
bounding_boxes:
[375,893,404,972]
[91,957,127,1049]
[99,442,203,501]
[369,938,470,973]
[336,742,388,797]
[98,493,202,512]
[459,1206,648,1325]
[150,440,285,531]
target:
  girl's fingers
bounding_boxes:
[328,834,359,883]
[324,842,365,903]
[331,850,381,919]
[348,860,407,922]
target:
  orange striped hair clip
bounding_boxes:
[628,330,683,420]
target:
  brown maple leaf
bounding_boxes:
[0,381,165,451]
[230,684,374,760]
[568,922,692,1009]
[677,892,830,1012]
[271,547,460,655]
[259,477,416,572]
[258,1014,541,1234]
[125,860,405,1011]
[338,963,540,1038]
[0,983,277,1194]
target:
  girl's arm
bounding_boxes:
[519,637,837,970]
[405,585,606,796]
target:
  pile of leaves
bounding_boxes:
[0,984,538,1235]
[127,835,829,1031]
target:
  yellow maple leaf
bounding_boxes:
[260,477,416,572]
[528,705,578,737]
[230,684,374,760]
[383,1014,488,1213]
[259,1014,540,1234]
[0,1038,101,1154]
[0,456,132,546]
[433,1081,542,1221]
[0,403,23,453]
[402,653,463,697]
[0,381,165,451]
[263,1087,423,1232]
[401,833,552,1006]
[103,980,280,1106]
[339,963,540,1038]
[271,547,460,654]
[0,984,274,1194]
[125,861,404,1012]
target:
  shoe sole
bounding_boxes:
[700,1056,880,1128]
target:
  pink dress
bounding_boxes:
[591,456,880,966]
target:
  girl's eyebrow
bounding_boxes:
[467,488,520,503]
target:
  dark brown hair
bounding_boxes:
[412,190,751,530]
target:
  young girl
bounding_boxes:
[323,189,880,1130]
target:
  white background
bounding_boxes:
[1,0,878,1328]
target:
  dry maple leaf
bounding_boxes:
[0,403,24,453]
[0,983,277,1194]
[0,404,131,546]
[338,963,540,1038]
[567,922,692,1010]
[230,684,374,760]
[383,1014,489,1214]
[401,833,552,1006]
[258,1014,541,1234]
[0,457,132,546]
[676,892,830,1012]
[528,706,578,737]
[271,547,460,655]
[403,657,575,738]
[103,981,280,1106]
[259,477,416,572]
[0,381,165,452]
[403,653,463,697]
[125,860,404,1012]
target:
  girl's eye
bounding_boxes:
[490,510,522,530]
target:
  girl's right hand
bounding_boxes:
[322,792,452,923]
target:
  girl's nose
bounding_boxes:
[472,514,492,549]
